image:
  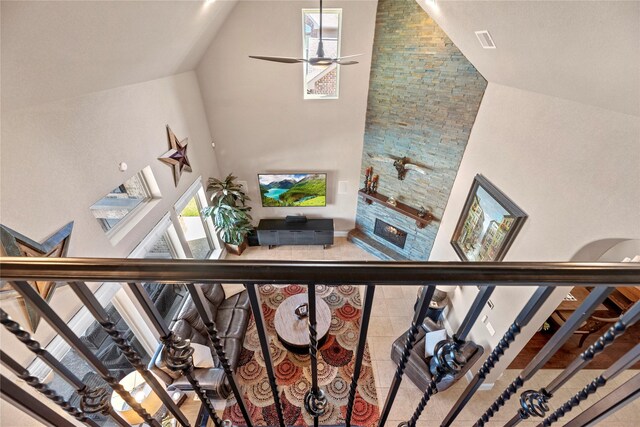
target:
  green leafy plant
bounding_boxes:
[202,174,253,246]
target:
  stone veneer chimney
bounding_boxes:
[350,0,487,261]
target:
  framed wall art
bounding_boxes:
[451,174,527,262]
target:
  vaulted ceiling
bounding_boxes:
[1,0,237,111]
[419,0,640,116]
[2,0,638,116]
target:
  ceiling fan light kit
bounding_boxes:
[250,0,362,66]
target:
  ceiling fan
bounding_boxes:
[249,0,362,66]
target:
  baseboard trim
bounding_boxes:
[334,231,349,237]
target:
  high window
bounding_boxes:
[89,166,161,244]
[174,180,221,259]
[302,8,342,99]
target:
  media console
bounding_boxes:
[256,218,334,249]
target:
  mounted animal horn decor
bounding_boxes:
[366,152,434,180]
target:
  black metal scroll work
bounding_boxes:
[399,286,495,427]
[0,309,127,427]
[185,283,252,427]
[162,333,224,427]
[507,299,640,425]
[124,282,225,427]
[517,389,552,420]
[305,285,327,425]
[345,285,375,427]
[541,343,640,426]
[442,286,555,427]
[0,350,97,426]
[79,386,111,417]
[377,285,436,427]
[0,374,76,427]
[563,371,640,427]
[474,286,614,427]
[246,283,286,427]
[69,281,190,427]
[7,280,160,427]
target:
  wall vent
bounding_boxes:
[475,31,496,49]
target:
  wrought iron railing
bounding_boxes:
[0,257,639,427]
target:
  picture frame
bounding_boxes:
[451,174,527,262]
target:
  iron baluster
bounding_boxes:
[540,343,640,426]
[69,281,190,427]
[505,299,640,426]
[185,282,252,427]
[0,309,128,427]
[7,280,159,426]
[246,283,286,427]
[400,285,494,427]
[345,285,375,427]
[162,332,225,427]
[0,350,99,427]
[377,285,436,427]
[124,282,232,427]
[305,284,328,425]
[563,372,640,427]
[473,286,614,426]
[0,374,76,427]
[442,286,555,427]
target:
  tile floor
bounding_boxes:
[200,237,638,426]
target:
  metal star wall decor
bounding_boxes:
[158,125,192,186]
[0,222,73,332]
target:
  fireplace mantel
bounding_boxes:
[358,189,439,229]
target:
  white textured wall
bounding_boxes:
[0,71,219,368]
[430,82,640,384]
[196,0,378,231]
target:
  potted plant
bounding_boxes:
[202,174,253,255]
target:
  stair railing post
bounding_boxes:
[185,282,253,427]
[505,300,640,426]
[345,284,375,427]
[0,308,129,427]
[400,285,495,427]
[69,281,190,427]
[473,286,615,427]
[8,280,159,426]
[377,284,436,427]
[540,343,640,426]
[245,283,286,427]
[123,282,225,427]
[441,286,555,426]
[0,374,77,427]
[304,284,328,427]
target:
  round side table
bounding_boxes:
[274,293,331,354]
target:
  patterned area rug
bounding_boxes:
[223,285,380,427]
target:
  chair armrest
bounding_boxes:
[421,318,442,333]
[148,342,173,385]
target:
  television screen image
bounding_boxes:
[258,173,327,207]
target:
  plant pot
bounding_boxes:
[225,238,248,256]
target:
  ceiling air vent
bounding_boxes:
[475,31,496,49]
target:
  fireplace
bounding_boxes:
[374,219,407,249]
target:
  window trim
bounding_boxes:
[173,178,223,260]
[91,166,162,246]
[302,8,343,100]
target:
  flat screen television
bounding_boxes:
[258,173,327,207]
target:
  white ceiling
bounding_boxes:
[3,0,638,117]
[1,0,238,111]
[418,0,640,116]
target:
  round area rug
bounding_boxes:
[223,285,380,427]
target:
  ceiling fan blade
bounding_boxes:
[336,53,363,60]
[249,56,304,64]
[335,60,359,65]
